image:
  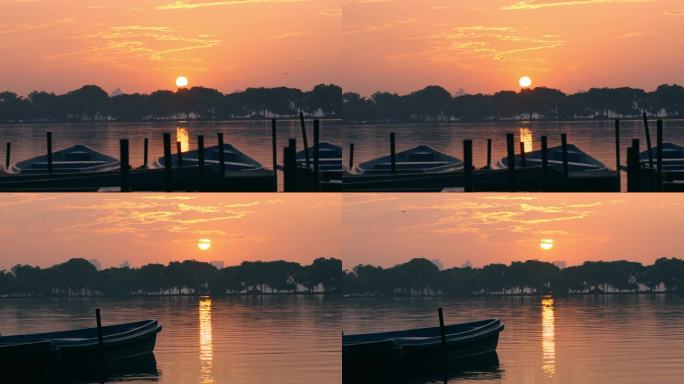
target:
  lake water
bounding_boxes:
[342,295,684,384]
[0,296,341,384]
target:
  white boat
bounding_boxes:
[296,141,343,177]
[496,144,606,172]
[9,145,119,174]
[154,144,263,172]
[638,143,684,172]
[353,145,463,175]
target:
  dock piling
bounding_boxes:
[283,138,297,192]
[349,143,355,171]
[5,142,10,169]
[541,136,549,190]
[390,132,396,175]
[627,146,639,192]
[176,141,183,167]
[218,132,225,177]
[438,308,448,365]
[313,119,320,191]
[506,133,515,191]
[119,139,130,192]
[614,120,620,190]
[657,120,663,191]
[519,141,527,168]
[643,113,654,168]
[143,138,149,168]
[464,139,473,192]
[486,138,492,168]
[299,112,310,168]
[561,133,569,181]
[163,133,172,192]
[46,132,53,175]
[198,135,205,190]
[271,119,277,191]
[95,308,105,366]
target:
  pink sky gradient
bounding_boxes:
[342,194,684,269]
[0,193,341,269]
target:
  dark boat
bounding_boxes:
[155,144,263,172]
[342,339,402,383]
[0,341,59,383]
[0,320,161,372]
[638,142,684,172]
[296,141,343,179]
[497,144,606,172]
[9,145,120,174]
[353,145,463,175]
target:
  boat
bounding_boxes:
[353,145,463,175]
[638,142,684,172]
[9,145,120,174]
[342,339,402,383]
[343,319,503,364]
[496,144,607,172]
[155,144,263,172]
[296,141,343,178]
[0,320,161,372]
[0,341,59,383]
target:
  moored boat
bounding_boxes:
[497,144,606,172]
[296,141,343,178]
[353,145,463,175]
[155,144,263,172]
[0,320,161,373]
[9,145,120,174]
[638,142,684,172]
[0,341,59,383]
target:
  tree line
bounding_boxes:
[0,84,342,122]
[343,84,684,122]
[342,258,684,296]
[0,257,342,297]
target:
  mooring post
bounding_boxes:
[519,141,527,168]
[627,146,638,192]
[46,132,53,175]
[5,142,10,169]
[506,133,515,191]
[283,138,297,192]
[143,137,149,168]
[541,135,549,191]
[163,132,172,192]
[614,119,621,191]
[176,141,183,167]
[486,138,492,168]
[464,139,473,192]
[657,120,663,191]
[217,132,225,177]
[271,119,278,191]
[561,133,569,183]
[643,112,654,168]
[438,307,448,365]
[313,119,320,191]
[349,143,355,171]
[95,308,105,366]
[300,112,310,168]
[632,138,640,164]
[119,139,130,192]
[390,132,396,175]
[197,135,205,190]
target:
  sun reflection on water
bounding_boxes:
[520,127,534,153]
[199,296,214,384]
[177,127,190,152]
[541,296,556,377]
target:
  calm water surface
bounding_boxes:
[0,296,341,384]
[343,295,684,384]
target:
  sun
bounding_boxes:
[540,239,554,251]
[519,76,532,88]
[176,76,189,88]
[197,238,211,251]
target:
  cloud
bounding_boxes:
[156,0,309,10]
[0,17,74,35]
[501,0,652,11]
[663,9,684,16]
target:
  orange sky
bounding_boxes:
[342,0,684,95]
[0,194,341,269]
[0,0,341,96]
[342,194,684,269]
[3,1,683,96]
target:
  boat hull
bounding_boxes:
[0,341,59,384]
[354,144,464,176]
[497,144,606,172]
[10,144,120,175]
[154,144,263,172]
